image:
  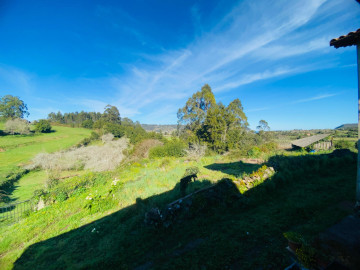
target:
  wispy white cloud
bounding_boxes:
[254,37,330,60]
[215,67,300,92]
[293,93,339,104]
[2,0,357,125]
[98,0,332,120]
[0,65,34,94]
[246,92,341,114]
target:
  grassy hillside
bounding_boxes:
[0,123,91,200]
[0,150,356,269]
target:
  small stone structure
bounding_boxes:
[291,134,331,150]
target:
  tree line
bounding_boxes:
[1,89,273,155]
[47,111,103,127]
[48,105,162,144]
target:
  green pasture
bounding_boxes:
[0,124,91,199]
[0,150,356,269]
[10,170,88,202]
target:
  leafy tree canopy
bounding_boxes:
[225,99,248,129]
[177,84,216,131]
[0,95,29,119]
[177,84,251,152]
[102,105,121,124]
[257,120,270,131]
[35,119,52,133]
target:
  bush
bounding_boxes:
[45,171,60,190]
[81,119,94,129]
[334,140,353,149]
[185,143,206,159]
[27,137,129,172]
[93,119,106,129]
[34,119,52,133]
[183,166,199,177]
[4,118,30,135]
[259,142,278,153]
[77,137,91,147]
[160,158,171,168]
[247,146,261,158]
[90,131,100,140]
[77,131,100,147]
[55,191,68,202]
[149,140,186,158]
[104,123,124,138]
[131,139,163,160]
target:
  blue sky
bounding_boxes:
[0,0,359,130]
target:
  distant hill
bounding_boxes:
[335,123,357,130]
[141,124,178,134]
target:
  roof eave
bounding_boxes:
[330,28,360,48]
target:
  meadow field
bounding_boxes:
[0,123,357,269]
[0,148,356,269]
[0,123,91,201]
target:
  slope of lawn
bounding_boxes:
[0,150,356,269]
[10,170,88,202]
[0,124,91,199]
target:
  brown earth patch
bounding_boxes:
[240,158,264,164]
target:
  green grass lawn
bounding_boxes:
[10,170,88,202]
[0,124,91,178]
[0,151,356,269]
[0,124,91,200]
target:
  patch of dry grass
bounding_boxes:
[27,138,129,172]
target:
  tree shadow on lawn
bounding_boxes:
[0,184,21,204]
[12,151,357,270]
[204,160,262,177]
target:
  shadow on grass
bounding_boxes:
[0,129,56,138]
[204,160,262,177]
[12,151,358,270]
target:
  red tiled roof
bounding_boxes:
[330,28,360,48]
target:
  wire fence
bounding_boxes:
[0,199,33,225]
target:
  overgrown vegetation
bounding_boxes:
[177,84,274,153]
[0,149,356,269]
[27,137,129,172]
[4,118,30,135]
[0,124,92,200]
[34,120,52,133]
[149,139,186,158]
[0,90,358,269]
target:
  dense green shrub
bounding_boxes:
[76,131,100,147]
[183,166,200,177]
[334,140,353,149]
[149,140,186,158]
[130,139,163,160]
[34,119,52,133]
[247,146,261,158]
[55,191,68,202]
[81,119,94,129]
[104,123,125,138]
[259,142,278,153]
[45,177,59,190]
[77,137,91,147]
[33,189,48,201]
[90,131,100,140]
[93,119,106,129]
